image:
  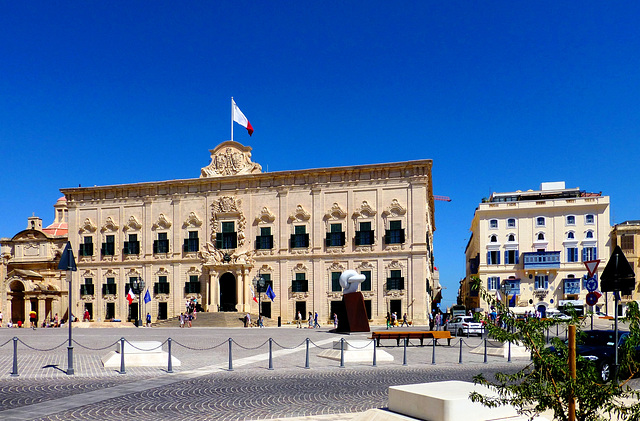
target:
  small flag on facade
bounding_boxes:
[509,294,516,307]
[127,288,135,305]
[266,285,276,302]
[144,289,151,304]
[250,286,258,303]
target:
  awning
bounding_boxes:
[511,306,536,314]
[559,300,584,307]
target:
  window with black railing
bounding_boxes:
[216,221,238,249]
[153,232,169,254]
[123,234,140,255]
[154,275,170,294]
[255,227,274,250]
[290,225,309,248]
[185,275,200,294]
[386,269,404,290]
[102,277,117,295]
[292,273,308,292]
[80,278,94,295]
[183,231,199,252]
[384,220,405,244]
[355,221,375,246]
[101,235,115,256]
[79,236,93,256]
[325,223,345,247]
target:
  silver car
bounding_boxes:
[446,316,484,336]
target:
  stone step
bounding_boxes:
[152,312,275,328]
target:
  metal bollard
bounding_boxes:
[372,339,377,367]
[432,338,436,365]
[167,338,173,373]
[305,338,310,369]
[268,338,274,370]
[340,338,345,368]
[459,339,463,364]
[11,337,18,377]
[228,338,233,371]
[556,324,559,337]
[507,341,512,363]
[403,338,408,366]
[119,338,126,374]
[546,327,549,344]
[483,338,488,364]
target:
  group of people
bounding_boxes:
[386,312,410,329]
[242,312,264,327]
[294,311,321,328]
[0,310,64,329]
[428,311,446,331]
[179,297,198,328]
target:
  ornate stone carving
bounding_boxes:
[357,261,374,270]
[183,212,202,228]
[385,290,405,297]
[328,262,345,272]
[212,196,241,214]
[254,207,276,225]
[199,242,255,266]
[210,196,246,248]
[155,267,170,276]
[288,205,311,222]
[354,245,374,253]
[124,216,142,232]
[125,268,142,278]
[292,263,308,273]
[200,141,262,178]
[327,247,345,254]
[79,218,97,234]
[291,292,310,300]
[352,201,376,219]
[387,260,403,270]
[381,199,407,218]
[327,292,342,299]
[324,203,347,221]
[152,214,172,230]
[101,217,119,233]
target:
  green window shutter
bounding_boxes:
[216,233,223,249]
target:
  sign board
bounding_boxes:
[586,292,599,306]
[57,242,77,272]
[584,277,598,292]
[600,246,635,293]
[584,260,600,277]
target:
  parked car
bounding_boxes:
[446,316,484,336]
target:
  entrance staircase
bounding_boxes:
[152,312,274,328]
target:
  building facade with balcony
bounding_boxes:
[59,141,438,324]
[611,220,640,315]
[461,182,611,317]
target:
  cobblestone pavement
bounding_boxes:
[0,320,616,420]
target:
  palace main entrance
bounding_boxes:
[219,272,237,312]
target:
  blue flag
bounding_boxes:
[144,289,151,304]
[265,284,276,302]
[509,294,516,307]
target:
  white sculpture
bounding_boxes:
[339,270,366,294]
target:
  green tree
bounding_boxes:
[469,277,640,421]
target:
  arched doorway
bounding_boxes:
[537,304,547,318]
[9,280,25,323]
[219,272,237,312]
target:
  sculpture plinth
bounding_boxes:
[336,291,370,333]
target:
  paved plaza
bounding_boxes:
[0,319,620,420]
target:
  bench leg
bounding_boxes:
[396,338,401,346]
[447,338,451,346]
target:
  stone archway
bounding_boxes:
[219,272,237,312]
[9,280,25,323]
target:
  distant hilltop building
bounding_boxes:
[460,182,611,317]
[2,141,439,326]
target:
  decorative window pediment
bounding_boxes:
[288,205,311,223]
[200,141,262,178]
[353,201,376,219]
[186,266,201,276]
[324,203,347,221]
[254,207,276,225]
[124,216,142,232]
[211,196,246,247]
[155,267,170,276]
[212,196,241,215]
[328,262,346,272]
[81,270,95,278]
[183,212,203,229]
[387,260,404,270]
[152,214,172,230]
[258,264,274,273]
[104,269,117,278]
[125,268,142,278]
[357,261,374,270]
[381,199,407,218]
[292,263,308,273]
[101,217,119,233]
[79,218,97,234]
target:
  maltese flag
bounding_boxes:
[232,99,254,136]
[250,286,258,303]
[126,288,135,305]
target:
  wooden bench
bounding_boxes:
[370,330,452,347]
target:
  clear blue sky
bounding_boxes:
[2,2,639,310]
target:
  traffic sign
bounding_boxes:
[584,277,598,292]
[58,242,77,272]
[584,260,600,277]
[586,292,599,306]
[601,245,635,293]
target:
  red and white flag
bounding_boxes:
[127,288,135,305]
[250,286,258,303]
[232,99,254,136]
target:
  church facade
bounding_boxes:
[59,141,437,324]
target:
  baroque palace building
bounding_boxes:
[460,182,611,317]
[51,141,438,324]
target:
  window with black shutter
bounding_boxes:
[80,236,93,256]
[290,225,309,248]
[256,227,274,250]
[387,269,404,290]
[154,232,169,254]
[325,223,345,247]
[292,273,308,292]
[385,220,405,244]
[154,275,170,294]
[183,231,199,252]
[123,234,140,255]
[216,222,238,249]
[101,235,115,256]
[355,221,374,245]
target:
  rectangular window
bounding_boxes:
[505,279,520,295]
[185,275,200,294]
[582,247,597,261]
[101,235,115,256]
[80,236,94,256]
[290,226,309,248]
[153,232,170,254]
[585,214,595,224]
[387,270,404,290]
[504,250,519,264]
[292,273,308,292]
[183,231,199,252]
[360,270,372,291]
[331,272,342,292]
[621,235,635,252]
[326,223,345,247]
[259,273,273,293]
[507,218,516,228]
[123,234,140,255]
[535,275,549,290]
[256,227,274,250]
[216,222,238,249]
[487,276,500,291]
[487,250,500,265]
[102,277,117,295]
[489,219,498,229]
[566,247,579,262]
[385,220,405,244]
[355,221,374,246]
[154,275,170,294]
[80,278,94,295]
[564,279,580,294]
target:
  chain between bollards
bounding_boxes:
[305,338,310,369]
[119,337,126,374]
[228,338,233,371]
[340,338,345,368]
[167,338,173,373]
[11,337,18,377]
[268,338,273,370]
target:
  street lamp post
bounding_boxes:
[133,277,145,327]
[253,271,265,326]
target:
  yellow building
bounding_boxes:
[611,220,640,315]
[461,182,611,317]
[59,141,438,324]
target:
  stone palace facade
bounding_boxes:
[57,141,438,324]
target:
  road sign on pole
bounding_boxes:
[584,260,600,278]
[600,246,635,293]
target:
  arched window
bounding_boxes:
[490,235,498,243]
[586,230,594,239]
[537,233,545,241]
[508,234,515,242]
[567,232,574,239]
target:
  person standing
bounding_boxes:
[391,312,397,327]
[29,310,37,329]
[333,312,338,329]
[146,312,151,327]
[179,313,185,328]
[308,312,313,328]
[296,311,302,328]
[0,310,3,327]
[429,312,435,331]
[386,312,391,329]
[246,312,251,327]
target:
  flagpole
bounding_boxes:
[231,97,234,141]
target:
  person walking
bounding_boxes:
[386,312,391,329]
[146,312,151,327]
[313,312,320,328]
[0,310,3,327]
[29,310,37,330]
[308,312,313,328]
[179,313,185,328]
[333,312,338,329]
[296,311,302,328]
[391,312,397,327]
[401,313,409,327]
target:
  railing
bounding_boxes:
[522,251,560,269]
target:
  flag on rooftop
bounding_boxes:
[232,98,253,136]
